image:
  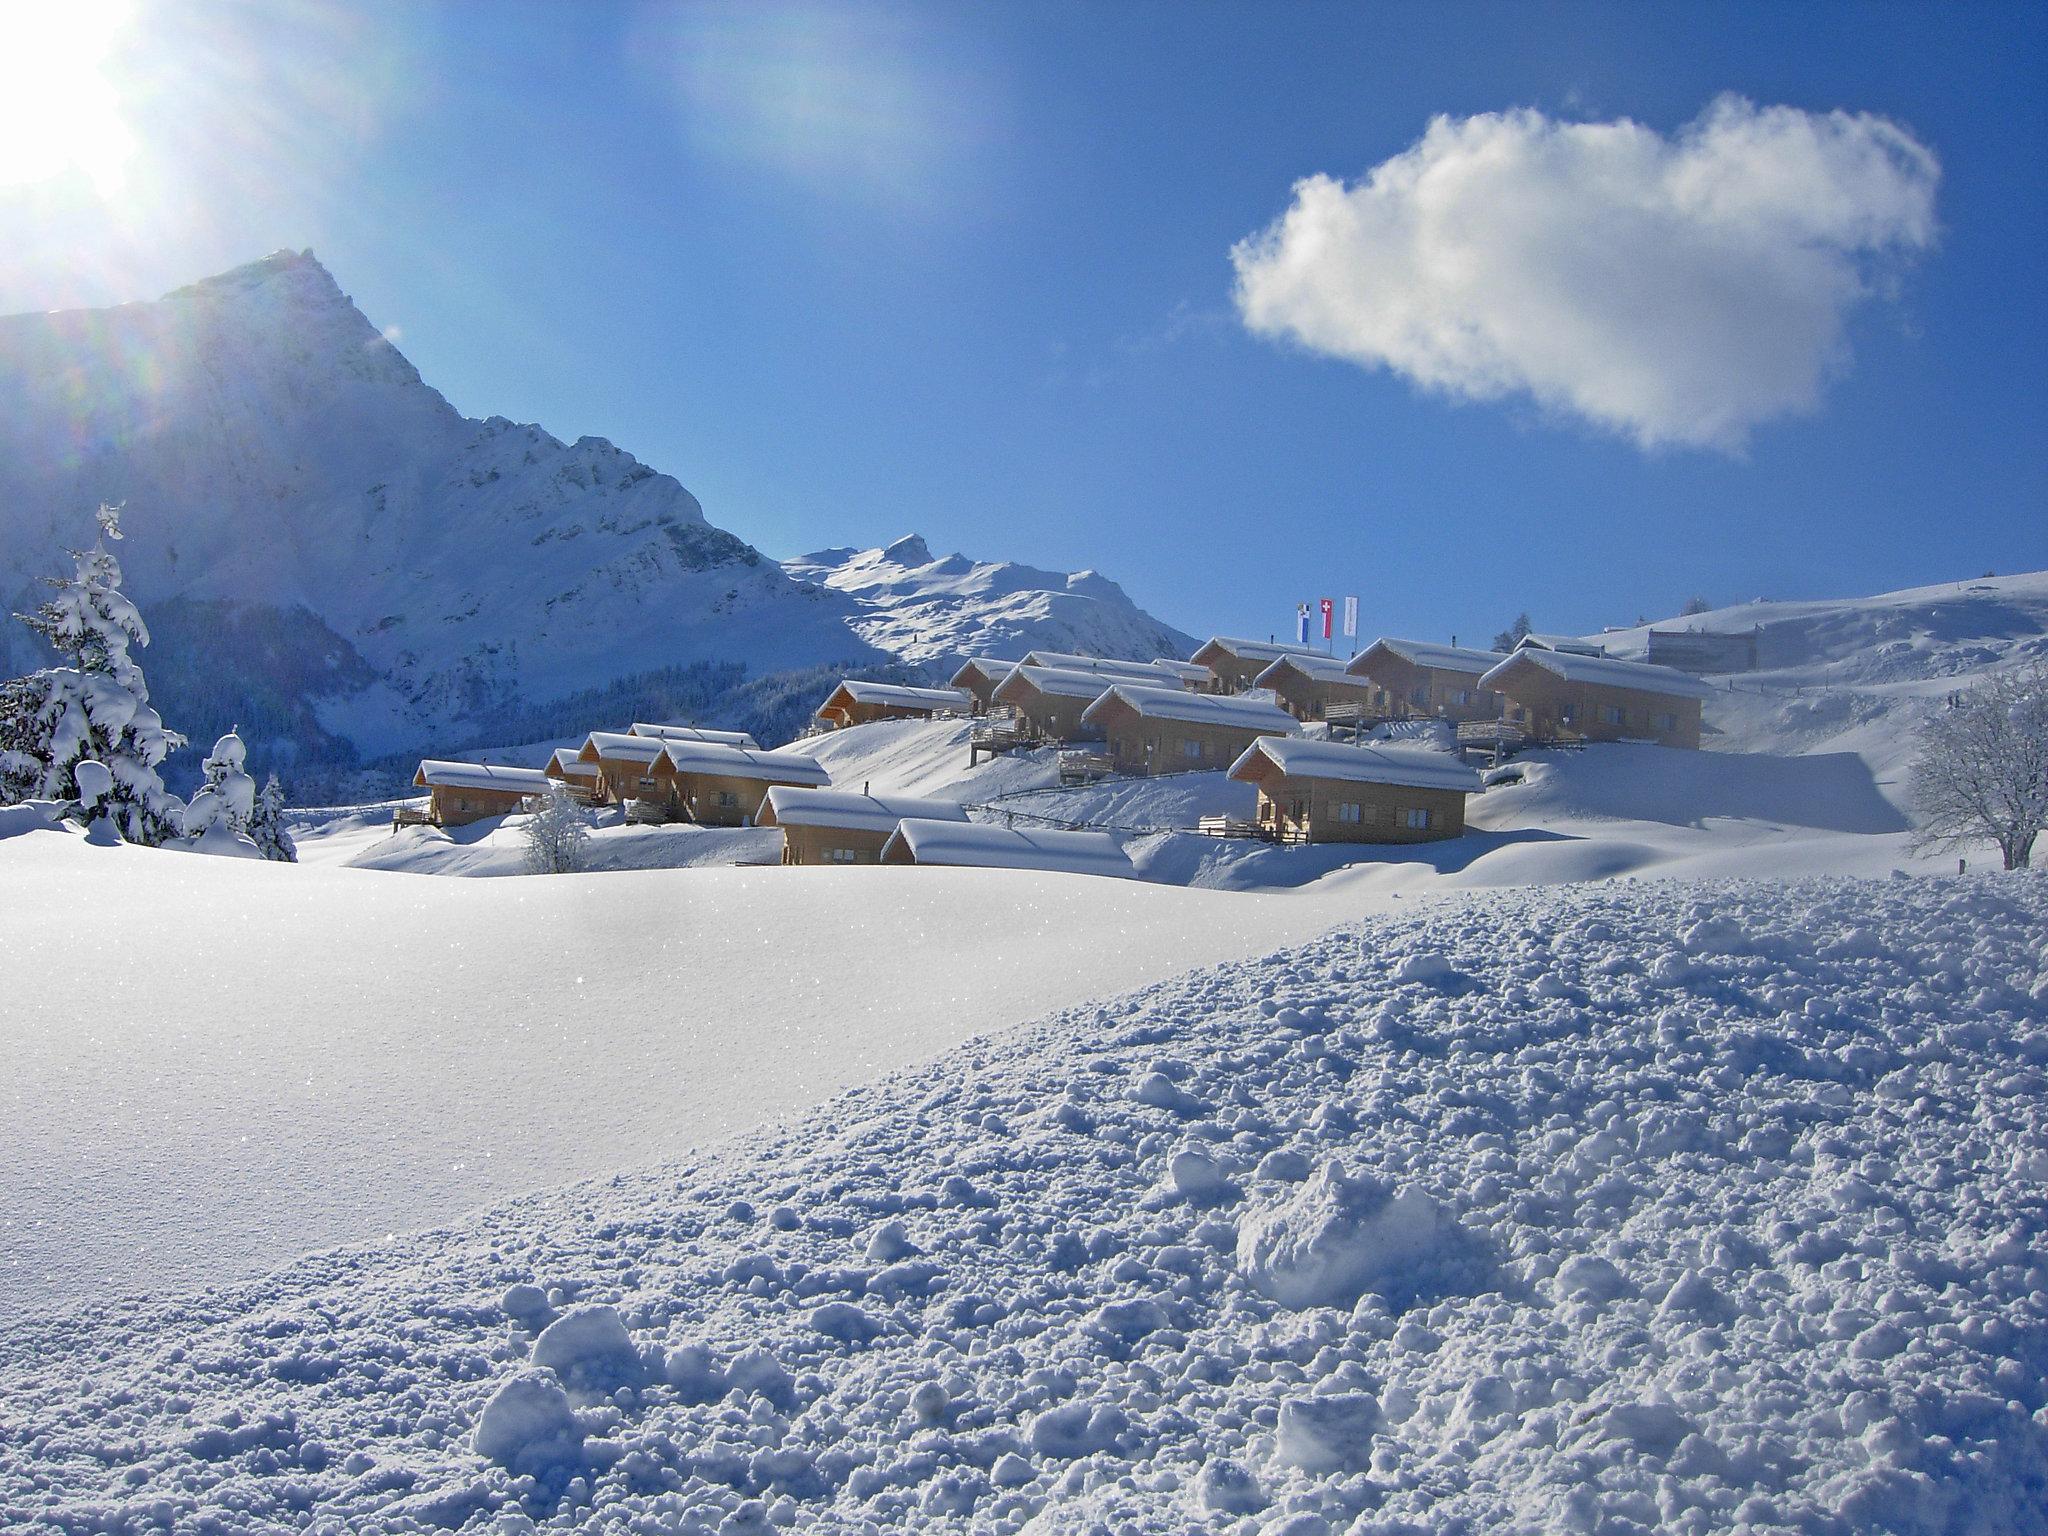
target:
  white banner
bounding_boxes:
[1342,595,1358,639]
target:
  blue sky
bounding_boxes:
[2,0,2043,648]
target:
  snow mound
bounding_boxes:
[3,876,2045,1534]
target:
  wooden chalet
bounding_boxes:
[1254,652,1381,723]
[629,722,761,750]
[1189,636,1310,694]
[1345,639,1503,723]
[1228,737,1479,844]
[879,818,1135,879]
[1515,633,1606,658]
[1020,651,1211,691]
[948,658,1027,713]
[544,747,603,803]
[408,760,549,827]
[1080,683,1296,775]
[576,731,671,806]
[813,680,971,731]
[989,665,1115,744]
[758,787,968,865]
[653,740,831,825]
[1477,650,1715,749]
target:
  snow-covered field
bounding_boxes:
[4,874,2042,1533]
[0,829,1358,1314]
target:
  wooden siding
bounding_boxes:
[1266,667,1381,723]
[991,678,1102,744]
[1491,661,1704,749]
[655,766,804,825]
[1191,643,1278,695]
[1345,652,1501,722]
[780,823,894,865]
[428,784,532,826]
[1236,761,1469,845]
[1087,693,1290,775]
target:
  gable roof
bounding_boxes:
[630,723,761,749]
[656,740,832,786]
[413,760,550,795]
[820,681,971,713]
[758,787,970,833]
[1516,633,1606,657]
[1255,652,1364,687]
[1192,635,1306,666]
[547,748,600,777]
[580,730,669,764]
[949,657,1027,688]
[1229,736,1481,793]
[1020,651,1210,686]
[1350,638,1502,678]
[1081,683,1298,734]
[994,665,1117,705]
[1479,648,1718,700]
[881,818,1134,878]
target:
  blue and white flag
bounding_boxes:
[1296,604,1310,645]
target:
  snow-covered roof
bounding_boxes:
[1192,635,1306,666]
[656,740,832,786]
[1254,652,1362,687]
[1020,651,1209,686]
[882,818,1134,878]
[821,681,971,713]
[1353,638,1502,678]
[949,657,1027,687]
[630,723,761,749]
[994,665,1118,704]
[1082,683,1299,734]
[1517,634,1606,657]
[581,730,668,764]
[413,760,549,795]
[1229,736,1482,793]
[1479,648,1719,700]
[759,787,970,833]
[547,748,600,778]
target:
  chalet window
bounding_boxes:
[830,847,858,863]
[1559,702,1578,724]
[1336,802,1362,824]
[1410,685,1429,707]
[1598,704,1625,726]
[1449,689,1470,707]
[716,790,738,808]
[1652,711,1677,731]
[1181,739,1204,760]
[1404,807,1433,830]
[638,776,656,790]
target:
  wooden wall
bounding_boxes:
[1089,696,1287,775]
[1250,772,1469,844]
[1345,654,1500,722]
[429,785,531,826]
[1267,668,1380,722]
[1494,665,1704,749]
[780,823,894,865]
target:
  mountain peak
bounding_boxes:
[881,533,933,567]
[161,248,346,309]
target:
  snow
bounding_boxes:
[547,747,600,779]
[1254,652,1358,686]
[1229,736,1483,792]
[0,827,1347,1312]
[656,740,832,787]
[1361,637,1503,676]
[412,759,550,794]
[881,818,1137,878]
[1083,683,1300,733]
[580,730,669,764]
[1480,646,1721,699]
[1194,635,1310,665]
[1020,651,1208,687]
[997,665,1123,704]
[759,787,970,835]
[3,874,2042,1532]
[629,723,763,750]
[825,681,974,712]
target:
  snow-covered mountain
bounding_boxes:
[0,251,1193,778]
[787,534,1197,666]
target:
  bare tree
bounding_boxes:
[1909,662,2047,871]
[522,781,593,874]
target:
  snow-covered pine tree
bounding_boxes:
[181,730,261,857]
[248,772,298,863]
[0,505,185,842]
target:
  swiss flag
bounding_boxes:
[1319,598,1334,640]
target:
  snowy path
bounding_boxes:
[0,832,1356,1314]
[2,875,2041,1533]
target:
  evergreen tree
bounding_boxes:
[522,781,592,874]
[1491,612,1533,653]
[0,506,184,843]
[181,730,261,856]
[248,773,298,863]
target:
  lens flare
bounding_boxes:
[0,0,138,192]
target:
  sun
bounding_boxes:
[0,0,138,193]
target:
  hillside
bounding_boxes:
[4,869,2041,1532]
[0,252,1193,785]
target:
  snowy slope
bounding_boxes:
[0,825,1351,1313]
[3,873,2041,1533]
[786,535,1197,669]
[0,253,1193,771]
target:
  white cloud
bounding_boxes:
[1231,96,1939,451]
